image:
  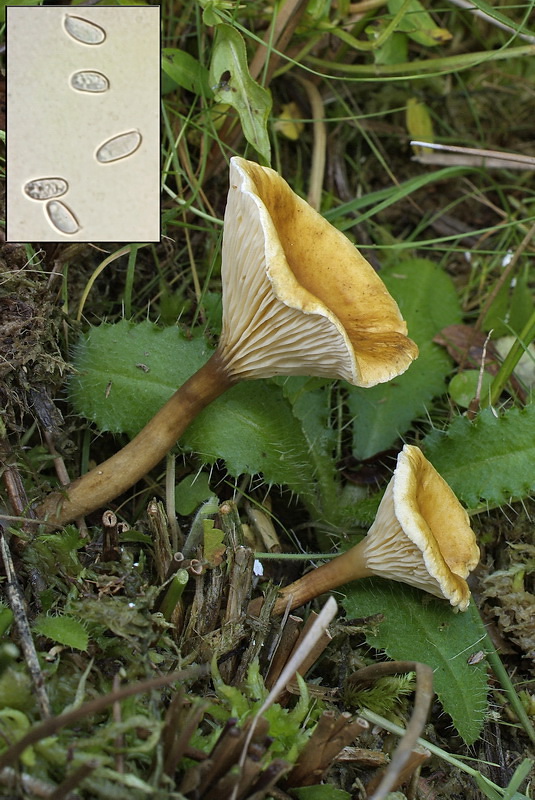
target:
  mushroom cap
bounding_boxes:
[219,157,418,386]
[361,444,480,610]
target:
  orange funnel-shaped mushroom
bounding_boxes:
[37,159,417,528]
[220,158,417,385]
[271,445,480,614]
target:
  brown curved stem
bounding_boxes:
[36,350,236,528]
[271,540,372,615]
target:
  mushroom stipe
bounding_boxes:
[37,157,418,528]
[37,352,234,525]
[253,445,480,615]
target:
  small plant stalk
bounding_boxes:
[272,543,372,615]
[158,569,190,621]
[468,603,535,746]
[484,307,535,408]
[36,351,236,527]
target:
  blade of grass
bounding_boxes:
[360,709,531,800]
[124,244,141,320]
[467,603,535,746]
[445,0,535,44]
[77,244,150,322]
[484,309,535,407]
[324,166,473,227]
[305,44,535,77]
[502,758,535,800]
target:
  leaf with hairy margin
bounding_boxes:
[423,404,535,509]
[69,320,335,514]
[342,579,488,744]
[33,615,88,651]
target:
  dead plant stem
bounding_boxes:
[0,529,51,719]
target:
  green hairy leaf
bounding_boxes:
[70,320,213,437]
[70,321,330,514]
[348,259,462,459]
[183,380,326,508]
[33,615,89,651]
[276,376,340,512]
[342,580,488,744]
[209,24,272,163]
[423,404,535,508]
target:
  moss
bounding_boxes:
[0,245,67,433]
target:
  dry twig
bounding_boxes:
[346,661,434,800]
[0,528,51,719]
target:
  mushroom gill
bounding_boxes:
[268,445,480,615]
[220,158,418,386]
[36,158,418,528]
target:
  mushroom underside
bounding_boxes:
[363,477,472,610]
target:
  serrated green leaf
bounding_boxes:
[348,259,462,459]
[209,24,271,163]
[423,404,535,508]
[70,320,213,437]
[70,321,323,513]
[183,380,324,507]
[342,580,488,744]
[276,376,340,514]
[33,615,89,651]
